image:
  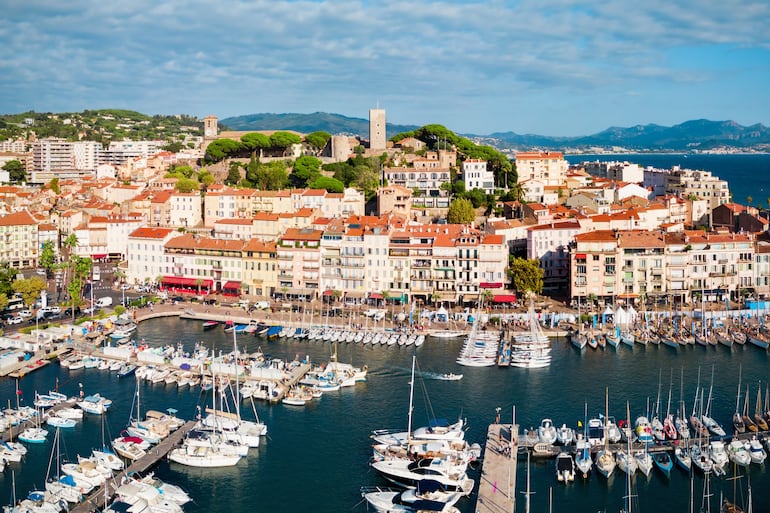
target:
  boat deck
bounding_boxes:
[475,423,518,513]
[69,420,198,513]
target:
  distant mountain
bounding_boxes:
[220,112,418,138]
[486,119,770,151]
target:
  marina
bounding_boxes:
[1,315,769,513]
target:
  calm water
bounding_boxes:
[566,153,770,207]
[2,317,769,512]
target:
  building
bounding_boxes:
[515,151,569,186]
[369,108,386,151]
[126,227,176,285]
[462,159,494,194]
[527,220,582,293]
[0,210,39,268]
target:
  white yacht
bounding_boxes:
[537,418,558,444]
[362,478,462,513]
[726,438,751,467]
[370,457,474,496]
[167,443,242,467]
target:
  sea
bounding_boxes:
[565,153,770,207]
[2,316,769,513]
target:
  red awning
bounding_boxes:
[91,254,108,259]
[479,282,503,289]
[322,289,334,296]
[161,276,213,287]
[493,294,518,303]
[369,292,383,300]
[575,253,587,259]
[222,281,241,290]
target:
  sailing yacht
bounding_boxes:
[361,478,462,513]
[594,391,615,478]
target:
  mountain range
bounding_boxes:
[220,113,770,151]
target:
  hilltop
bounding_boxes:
[0,109,203,145]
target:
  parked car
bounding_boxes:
[7,316,23,325]
[36,268,46,276]
[120,283,131,291]
[17,309,32,318]
[82,306,96,315]
[63,306,81,317]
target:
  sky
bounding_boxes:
[2,0,769,136]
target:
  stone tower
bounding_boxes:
[369,108,386,151]
[203,115,218,138]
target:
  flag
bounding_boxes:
[577,420,583,427]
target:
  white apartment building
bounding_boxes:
[527,220,582,292]
[72,141,102,170]
[462,159,495,194]
[126,227,176,284]
[0,210,39,268]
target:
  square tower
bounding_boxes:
[203,115,218,139]
[369,108,386,151]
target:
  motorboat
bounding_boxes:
[748,436,767,464]
[203,320,219,330]
[555,452,576,482]
[361,478,462,513]
[168,443,242,467]
[112,435,149,460]
[586,418,605,447]
[77,393,112,414]
[605,417,622,444]
[372,418,466,446]
[436,373,463,381]
[537,418,558,444]
[45,415,77,429]
[651,451,673,477]
[634,416,654,444]
[370,457,474,496]
[726,439,751,467]
[709,440,729,473]
[126,472,192,505]
[556,424,574,445]
[19,426,49,443]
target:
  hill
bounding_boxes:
[485,119,770,151]
[220,112,418,138]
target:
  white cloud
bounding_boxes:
[1,0,768,133]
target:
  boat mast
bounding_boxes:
[736,365,743,417]
[406,355,415,444]
[233,327,240,419]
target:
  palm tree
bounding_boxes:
[195,278,203,295]
[431,291,441,306]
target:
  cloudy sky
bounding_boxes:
[2,0,769,135]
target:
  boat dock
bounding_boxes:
[0,345,70,378]
[475,423,518,513]
[70,419,198,513]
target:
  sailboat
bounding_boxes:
[742,384,758,433]
[733,367,746,434]
[616,402,637,477]
[574,403,592,478]
[752,383,768,431]
[594,389,616,479]
[702,366,726,437]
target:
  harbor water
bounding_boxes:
[2,316,769,512]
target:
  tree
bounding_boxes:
[447,198,475,224]
[198,169,215,187]
[465,188,487,208]
[254,161,289,190]
[269,131,302,156]
[353,165,381,199]
[0,262,19,297]
[508,257,544,296]
[39,241,56,275]
[225,162,242,186]
[48,177,60,194]
[308,176,344,193]
[2,160,26,182]
[175,177,199,193]
[240,132,271,154]
[162,141,185,153]
[204,138,242,163]
[0,293,8,312]
[243,153,261,185]
[304,131,331,152]
[66,256,92,320]
[12,277,46,308]
[747,195,753,206]
[292,156,322,187]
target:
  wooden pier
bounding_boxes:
[0,345,70,378]
[476,423,518,513]
[69,420,198,513]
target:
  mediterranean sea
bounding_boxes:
[2,317,769,512]
[566,153,770,207]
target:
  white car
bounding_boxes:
[36,268,46,276]
[82,306,96,315]
[120,284,131,290]
[6,316,23,325]
[17,310,32,318]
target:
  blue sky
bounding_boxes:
[2,0,769,136]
